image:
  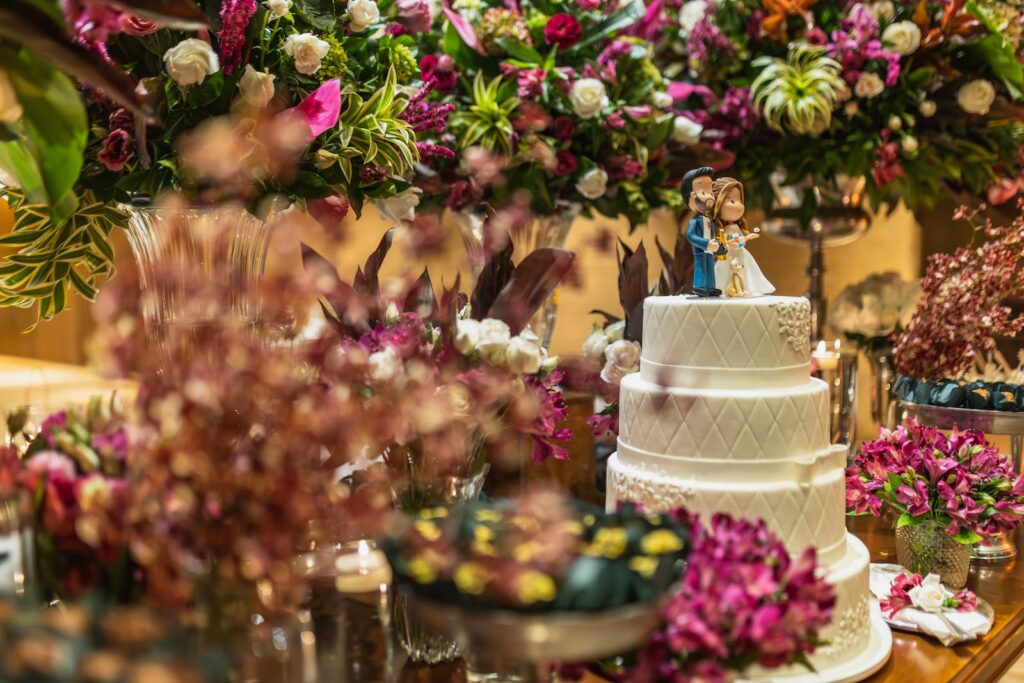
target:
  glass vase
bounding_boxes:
[895,521,971,589]
[453,206,579,349]
[865,343,898,431]
[393,467,489,665]
[121,200,273,352]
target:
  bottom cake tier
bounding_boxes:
[606,453,892,681]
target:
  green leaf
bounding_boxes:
[970,35,1024,99]
[495,39,543,65]
[292,0,336,30]
[952,529,983,545]
[0,48,87,226]
[568,0,645,54]
[896,512,918,528]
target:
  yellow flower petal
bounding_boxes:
[640,530,683,555]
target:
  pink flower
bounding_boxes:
[554,150,577,176]
[420,55,458,94]
[307,195,350,238]
[514,67,547,99]
[544,13,582,48]
[117,13,160,35]
[446,179,482,211]
[576,0,601,9]
[397,0,432,33]
[289,79,342,138]
[98,129,135,172]
[896,479,931,516]
[218,0,256,76]
[987,176,1024,205]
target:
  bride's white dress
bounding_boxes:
[714,243,775,297]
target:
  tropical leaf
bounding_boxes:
[751,45,842,135]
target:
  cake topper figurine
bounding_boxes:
[682,167,725,297]
[711,177,775,298]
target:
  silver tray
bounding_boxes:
[883,596,995,636]
[407,595,665,663]
[901,401,1024,436]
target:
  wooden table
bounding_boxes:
[400,516,1024,683]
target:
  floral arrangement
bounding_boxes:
[0,597,230,683]
[644,0,1024,214]
[846,418,1024,545]
[385,493,690,611]
[895,204,1024,382]
[632,512,835,682]
[302,231,575,487]
[1,398,136,602]
[880,572,977,617]
[407,0,682,227]
[0,0,428,322]
[830,272,919,348]
[584,236,693,437]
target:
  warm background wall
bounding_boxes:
[0,201,922,439]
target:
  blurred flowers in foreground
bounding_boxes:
[386,494,689,611]
[632,513,835,683]
[2,398,136,602]
[830,272,920,348]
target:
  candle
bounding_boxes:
[334,540,393,594]
[813,339,841,371]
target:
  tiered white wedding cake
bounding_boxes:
[607,295,891,682]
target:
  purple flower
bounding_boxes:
[896,479,931,516]
[39,411,67,446]
[92,429,128,460]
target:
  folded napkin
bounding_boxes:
[869,564,991,646]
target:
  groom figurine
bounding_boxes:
[682,167,724,297]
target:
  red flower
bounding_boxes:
[551,115,574,140]
[544,14,582,48]
[420,55,458,94]
[447,179,482,211]
[555,150,577,176]
[98,129,134,172]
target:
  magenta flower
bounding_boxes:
[98,129,135,172]
[896,479,931,516]
[289,79,342,138]
[544,13,582,48]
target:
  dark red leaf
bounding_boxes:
[361,228,394,298]
[618,241,648,343]
[487,248,575,334]
[106,0,208,29]
[471,242,514,321]
[404,268,437,318]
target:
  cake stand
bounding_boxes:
[405,596,666,683]
[901,401,1024,563]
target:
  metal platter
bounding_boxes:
[900,401,1024,436]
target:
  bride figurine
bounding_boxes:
[711,177,775,298]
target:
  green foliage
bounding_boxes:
[751,45,843,136]
[449,74,521,156]
[335,68,418,183]
[0,48,87,227]
[0,189,120,328]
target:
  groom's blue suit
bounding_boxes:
[686,214,717,292]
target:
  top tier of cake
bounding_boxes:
[640,295,811,389]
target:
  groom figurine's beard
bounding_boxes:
[696,197,713,216]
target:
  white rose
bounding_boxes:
[605,320,626,342]
[867,0,894,20]
[652,91,673,109]
[454,318,481,355]
[238,65,276,108]
[882,21,921,55]
[264,0,291,17]
[918,99,936,117]
[678,0,708,37]
[368,347,402,383]
[163,38,219,87]
[375,187,421,224]
[582,329,610,362]
[506,334,544,374]
[901,135,919,154]
[575,167,608,199]
[671,116,703,145]
[835,80,852,102]
[854,72,884,99]
[887,115,902,130]
[601,339,641,385]
[284,33,331,76]
[569,78,608,119]
[477,318,512,365]
[347,0,381,32]
[844,101,859,117]
[957,79,996,115]
[0,70,21,123]
[908,574,948,613]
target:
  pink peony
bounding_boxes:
[397,0,432,33]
